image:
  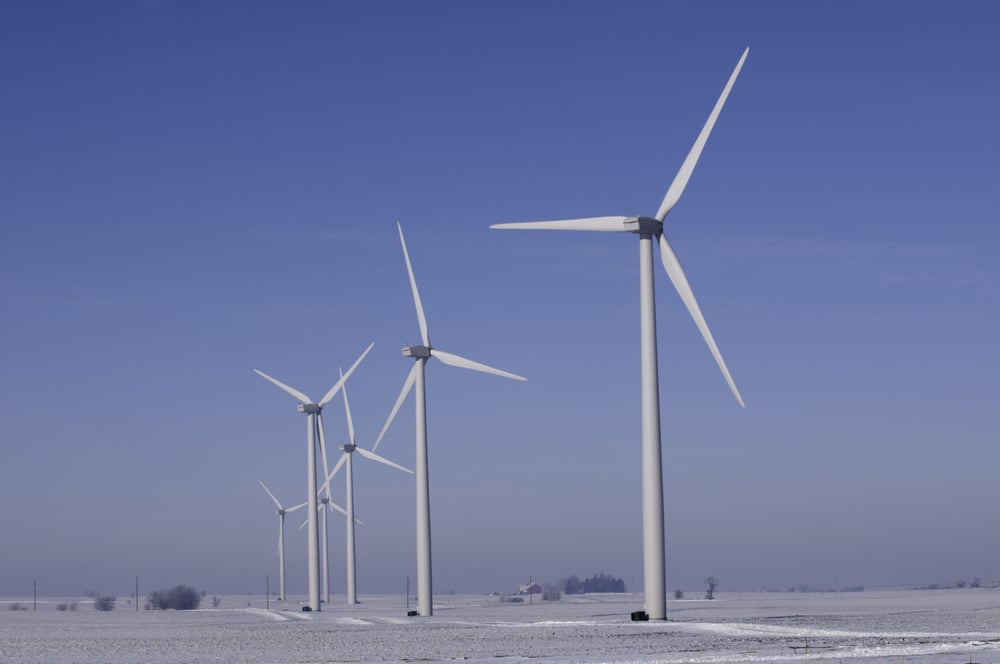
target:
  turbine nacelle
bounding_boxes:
[297,403,321,414]
[624,216,663,235]
[341,443,357,453]
[402,345,431,358]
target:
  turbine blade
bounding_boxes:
[253,370,312,405]
[430,348,526,382]
[357,447,414,474]
[258,480,283,510]
[490,216,629,232]
[655,47,749,222]
[318,342,375,407]
[298,506,317,530]
[340,368,356,445]
[658,232,745,407]
[300,502,326,529]
[327,500,349,518]
[286,501,308,513]
[372,364,417,452]
[319,453,348,496]
[338,509,366,527]
[317,412,333,500]
[397,222,430,347]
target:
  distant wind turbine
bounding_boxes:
[297,489,356,604]
[375,223,525,616]
[254,342,374,611]
[316,420,335,605]
[490,48,749,621]
[298,499,357,535]
[315,407,376,605]
[257,480,307,602]
[321,367,413,606]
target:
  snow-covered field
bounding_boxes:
[2,589,999,663]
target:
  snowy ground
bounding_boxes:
[2,589,999,663]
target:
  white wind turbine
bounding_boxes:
[254,342,374,611]
[314,419,374,605]
[316,422,335,605]
[315,414,356,605]
[298,499,356,537]
[297,478,353,604]
[375,223,525,616]
[490,49,749,621]
[258,480,307,601]
[320,367,413,606]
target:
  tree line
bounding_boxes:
[555,571,626,595]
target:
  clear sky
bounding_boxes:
[2,1,998,599]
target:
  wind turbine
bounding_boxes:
[490,48,749,621]
[258,480,307,602]
[298,499,357,535]
[317,421,335,605]
[315,414,372,605]
[375,223,525,616]
[254,342,374,611]
[321,367,413,606]
[297,484,354,604]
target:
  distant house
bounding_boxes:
[519,582,542,595]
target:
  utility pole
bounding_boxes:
[135,576,139,612]
[33,578,37,611]
[266,576,270,611]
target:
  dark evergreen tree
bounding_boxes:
[147,585,202,610]
[582,572,625,593]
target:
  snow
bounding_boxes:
[2,589,998,663]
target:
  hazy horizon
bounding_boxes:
[9,578,998,602]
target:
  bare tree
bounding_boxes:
[93,595,116,611]
[704,576,718,600]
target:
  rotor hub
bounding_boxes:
[402,345,431,358]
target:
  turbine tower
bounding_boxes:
[321,367,413,605]
[490,48,749,621]
[254,342,374,611]
[376,223,525,616]
[257,480,306,601]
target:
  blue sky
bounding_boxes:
[1,1,998,598]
